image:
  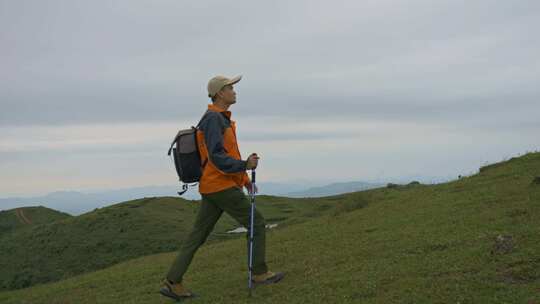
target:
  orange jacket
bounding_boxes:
[196,103,250,194]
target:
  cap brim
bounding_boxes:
[226,75,242,85]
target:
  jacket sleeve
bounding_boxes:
[203,113,248,174]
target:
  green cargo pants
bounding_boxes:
[166,186,268,283]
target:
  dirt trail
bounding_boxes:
[15,208,32,224]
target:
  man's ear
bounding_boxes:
[215,90,223,100]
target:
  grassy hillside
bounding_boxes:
[0,151,538,303]
[0,206,71,237]
[0,191,361,291]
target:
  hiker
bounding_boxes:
[160,75,285,301]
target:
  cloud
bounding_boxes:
[1,0,539,126]
[1,0,539,196]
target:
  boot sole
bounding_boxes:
[159,287,198,301]
[252,272,286,286]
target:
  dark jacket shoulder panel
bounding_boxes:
[198,111,247,174]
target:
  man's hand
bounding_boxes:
[245,180,258,195]
[246,153,260,170]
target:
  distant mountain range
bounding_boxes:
[282,174,457,197]
[0,185,188,216]
[284,181,385,197]
[0,182,309,215]
[0,175,453,215]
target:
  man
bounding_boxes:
[160,75,285,301]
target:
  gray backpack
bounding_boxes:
[167,111,210,195]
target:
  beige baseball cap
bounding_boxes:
[207,75,242,98]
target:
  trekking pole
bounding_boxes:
[248,169,256,297]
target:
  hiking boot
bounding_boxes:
[159,279,197,301]
[252,271,285,285]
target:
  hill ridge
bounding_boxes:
[1,151,538,303]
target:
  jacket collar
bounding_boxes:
[207,103,232,119]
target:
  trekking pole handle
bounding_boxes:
[251,169,256,184]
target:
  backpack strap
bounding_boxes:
[194,110,211,169]
[196,110,211,129]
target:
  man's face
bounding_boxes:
[218,84,237,104]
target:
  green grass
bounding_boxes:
[0,189,357,291]
[1,151,539,303]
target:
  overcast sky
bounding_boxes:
[1,0,539,197]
